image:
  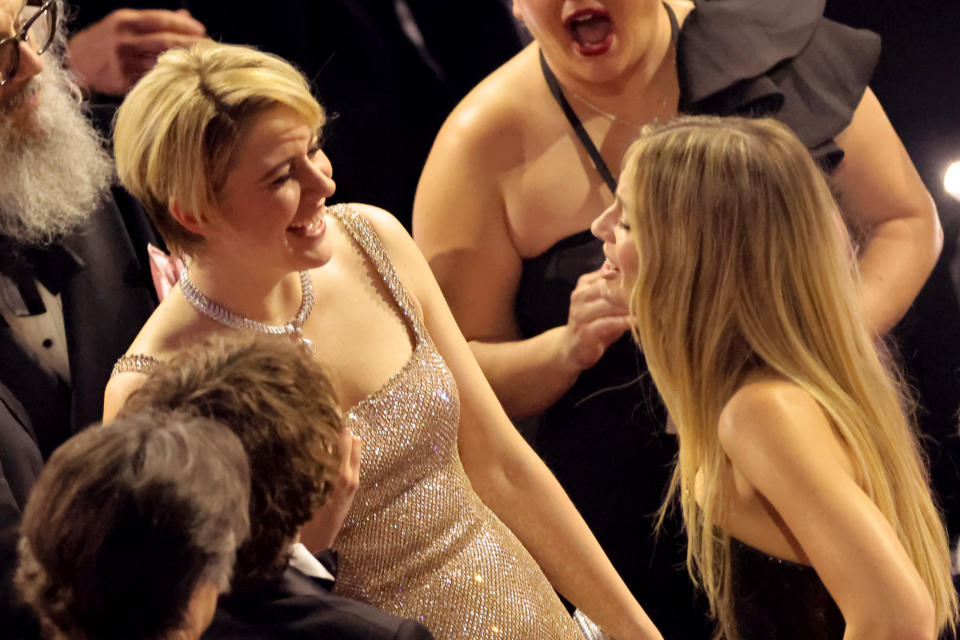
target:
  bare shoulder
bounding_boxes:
[429,44,542,167]
[101,299,194,419]
[344,202,424,276]
[103,371,150,421]
[718,376,829,457]
[413,44,542,259]
[345,202,445,309]
[344,202,411,248]
[121,293,209,358]
[716,373,861,496]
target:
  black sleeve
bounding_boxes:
[402,0,524,101]
[0,389,42,638]
[0,515,41,639]
[398,619,437,640]
[678,0,880,170]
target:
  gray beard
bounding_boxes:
[0,62,115,247]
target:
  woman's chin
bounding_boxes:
[601,278,629,307]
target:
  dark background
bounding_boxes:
[825,0,959,224]
[825,0,960,541]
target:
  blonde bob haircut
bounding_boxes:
[113,40,325,257]
[622,116,957,639]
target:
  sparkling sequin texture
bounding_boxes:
[330,205,582,640]
[111,353,163,377]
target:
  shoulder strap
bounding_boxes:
[329,204,425,342]
[539,2,679,196]
[111,354,163,378]
[665,1,679,40]
[539,50,618,195]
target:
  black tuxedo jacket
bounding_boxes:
[0,188,157,457]
[0,383,43,640]
[206,565,435,640]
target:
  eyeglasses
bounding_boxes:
[0,0,57,88]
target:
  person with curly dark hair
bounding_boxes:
[120,334,435,639]
[15,411,251,640]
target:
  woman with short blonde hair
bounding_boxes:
[107,41,661,640]
[113,41,324,257]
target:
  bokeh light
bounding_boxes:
[945,161,960,199]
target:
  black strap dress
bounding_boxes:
[515,1,879,637]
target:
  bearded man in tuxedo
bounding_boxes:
[0,2,157,634]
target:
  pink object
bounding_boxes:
[147,243,184,302]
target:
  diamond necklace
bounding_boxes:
[179,267,317,353]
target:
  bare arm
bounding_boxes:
[102,370,150,421]
[719,381,936,640]
[413,106,627,419]
[370,205,661,640]
[833,88,942,334]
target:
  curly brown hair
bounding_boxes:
[120,334,342,591]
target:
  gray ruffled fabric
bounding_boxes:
[678,0,880,170]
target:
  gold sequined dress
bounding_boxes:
[331,206,582,640]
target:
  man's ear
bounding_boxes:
[512,0,524,21]
[169,199,208,236]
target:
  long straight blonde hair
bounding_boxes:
[622,116,957,638]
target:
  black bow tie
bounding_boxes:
[0,237,84,316]
[314,548,339,582]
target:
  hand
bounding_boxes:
[560,268,631,373]
[67,9,206,96]
[299,427,362,552]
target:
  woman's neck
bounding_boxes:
[182,251,306,327]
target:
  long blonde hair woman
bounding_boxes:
[592,116,957,640]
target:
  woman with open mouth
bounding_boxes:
[413,1,938,638]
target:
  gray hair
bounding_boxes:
[0,0,114,247]
[15,411,251,640]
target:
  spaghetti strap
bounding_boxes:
[539,50,618,194]
[328,204,427,344]
[539,2,679,195]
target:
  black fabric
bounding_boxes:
[730,538,844,640]
[20,244,84,299]
[0,237,84,316]
[0,384,43,640]
[518,2,878,637]
[0,193,158,458]
[0,524,41,640]
[0,386,42,516]
[678,0,880,170]
[205,562,435,640]
[1,264,45,316]
[313,548,339,581]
